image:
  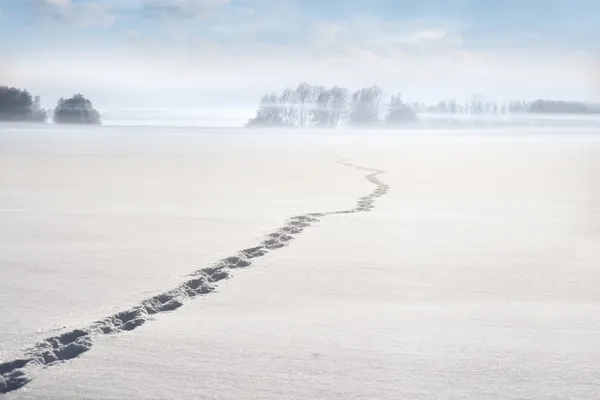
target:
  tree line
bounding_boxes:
[4,83,598,128]
[0,86,101,125]
[416,97,600,115]
[248,83,600,128]
[247,83,416,128]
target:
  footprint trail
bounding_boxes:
[0,159,388,395]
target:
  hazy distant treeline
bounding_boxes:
[248,83,600,128]
[0,86,101,125]
[3,83,598,128]
[248,84,416,128]
[415,97,600,115]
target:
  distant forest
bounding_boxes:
[2,83,599,128]
[0,86,101,125]
[248,82,600,128]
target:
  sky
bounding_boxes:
[1,0,599,108]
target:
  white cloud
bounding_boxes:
[141,0,230,19]
[45,0,70,6]
[27,0,115,27]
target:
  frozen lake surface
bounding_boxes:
[1,124,599,399]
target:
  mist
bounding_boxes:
[2,1,600,399]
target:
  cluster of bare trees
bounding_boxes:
[412,97,600,116]
[247,83,416,128]
[248,86,600,128]
[415,97,532,115]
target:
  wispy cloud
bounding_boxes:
[141,0,230,19]
[1,0,598,106]
[26,0,116,27]
[23,0,232,26]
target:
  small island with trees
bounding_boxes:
[0,86,48,123]
[0,86,101,125]
[54,94,101,125]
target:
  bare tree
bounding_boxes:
[311,86,332,127]
[469,94,485,115]
[330,86,349,127]
[247,93,285,127]
[447,98,458,114]
[348,86,382,126]
[295,82,313,127]
[385,92,417,125]
[279,87,299,126]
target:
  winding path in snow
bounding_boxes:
[0,159,389,395]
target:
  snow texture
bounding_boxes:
[0,159,389,394]
[2,124,599,399]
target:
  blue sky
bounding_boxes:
[1,0,599,107]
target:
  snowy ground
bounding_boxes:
[1,124,600,399]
